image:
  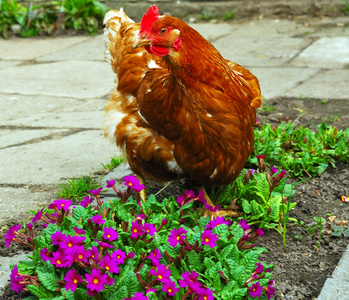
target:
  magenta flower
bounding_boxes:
[85,268,108,292]
[80,196,93,208]
[264,280,275,300]
[60,235,78,251]
[106,179,115,188]
[112,249,126,264]
[143,223,156,236]
[204,203,221,212]
[90,246,99,261]
[49,199,72,211]
[201,230,219,248]
[5,224,21,247]
[40,247,51,261]
[89,187,103,196]
[50,250,68,268]
[270,167,278,173]
[146,288,157,293]
[95,240,113,249]
[168,227,187,247]
[64,269,83,292]
[149,264,171,282]
[198,288,214,300]
[255,262,264,274]
[127,251,135,258]
[73,227,85,235]
[10,265,25,293]
[256,228,264,236]
[131,292,149,300]
[51,231,66,245]
[124,175,146,192]
[256,154,267,160]
[249,281,263,298]
[238,219,250,231]
[74,245,90,263]
[206,216,230,229]
[278,170,287,178]
[179,270,201,293]
[176,189,196,206]
[91,214,105,225]
[100,255,120,274]
[130,221,144,239]
[162,280,179,296]
[103,227,119,241]
[32,208,44,223]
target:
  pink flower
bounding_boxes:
[256,228,264,236]
[91,215,105,225]
[106,179,115,188]
[124,175,146,192]
[50,250,68,268]
[256,155,267,160]
[131,292,149,300]
[49,199,72,211]
[100,255,120,274]
[103,227,119,241]
[80,196,93,208]
[10,265,25,293]
[64,269,83,292]
[206,216,230,229]
[238,219,250,231]
[73,227,85,235]
[255,262,264,274]
[89,187,103,196]
[40,247,51,261]
[176,189,196,206]
[149,264,171,282]
[162,280,179,296]
[198,288,214,300]
[130,221,144,239]
[112,249,126,264]
[85,268,108,292]
[143,223,156,236]
[168,227,187,247]
[32,208,44,223]
[51,231,66,245]
[179,270,201,293]
[201,230,218,248]
[249,281,263,298]
[4,224,21,247]
[264,280,275,300]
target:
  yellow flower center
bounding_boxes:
[106,266,110,270]
[74,279,77,284]
[61,204,64,207]
[107,234,111,238]
[204,297,207,300]
[78,255,83,259]
[158,275,163,279]
[117,255,121,259]
[68,243,72,247]
[94,279,99,284]
[134,229,137,233]
[205,238,209,243]
[92,255,95,258]
[168,289,172,292]
[57,260,61,265]
[176,236,180,240]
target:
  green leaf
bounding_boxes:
[27,285,55,299]
[241,251,259,273]
[115,286,128,300]
[169,263,181,280]
[124,270,140,296]
[187,251,203,272]
[38,272,60,291]
[242,199,251,213]
[74,288,90,300]
[256,173,270,203]
[72,205,88,223]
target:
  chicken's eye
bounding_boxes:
[159,27,168,36]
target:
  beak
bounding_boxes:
[132,35,152,50]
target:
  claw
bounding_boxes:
[137,175,146,201]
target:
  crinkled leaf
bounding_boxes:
[38,272,60,292]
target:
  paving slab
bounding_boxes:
[0,129,69,149]
[249,67,320,99]
[283,69,349,100]
[0,36,90,60]
[0,61,114,99]
[291,37,349,68]
[37,35,106,62]
[0,61,21,70]
[0,130,119,185]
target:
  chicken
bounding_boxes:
[103,5,261,210]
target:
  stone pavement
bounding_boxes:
[1,15,349,297]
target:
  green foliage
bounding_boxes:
[344,0,349,15]
[56,175,99,200]
[198,6,216,20]
[252,122,349,177]
[9,182,274,300]
[101,155,125,170]
[223,12,235,21]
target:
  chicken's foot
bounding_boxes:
[137,175,147,201]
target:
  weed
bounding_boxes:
[223,12,235,21]
[101,155,125,170]
[321,99,329,104]
[261,102,276,112]
[198,6,216,21]
[56,175,99,200]
[344,0,349,15]
[322,114,341,123]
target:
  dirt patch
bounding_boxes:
[1,97,349,299]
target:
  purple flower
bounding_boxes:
[40,247,51,261]
[50,250,68,268]
[201,230,219,248]
[143,223,156,236]
[131,292,149,300]
[100,255,120,274]
[255,262,264,274]
[64,269,83,292]
[106,179,115,188]
[103,227,119,241]
[127,251,135,258]
[112,249,126,264]
[90,246,99,261]
[5,224,21,247]
[130,221,144,239]
[256,228,264,236]
[264,280,275,300]
[49,199,72,211]
[95,240,113,249]
[161,218,168,226]
[146,288,157,293]
[206,216,230,229]
[80,196,93,208]
[204,203,221,212]
[91,215,105,225]
[256,155,267,160]
[148,248,161,266]
[238,219,250,231]
[33,208,44,223]
[89,187,103,196]
[74,245,90,263]
[73,227,85,235]
[124,175,146,192]
[270,167,278,174]
[162,280,179,296]
[176,189,196,206]
[85,268,108,292]
[249,281,263,298]
[179,270,201,293]
[198,288,214,300]
[149,264,171,282]
[51,231,66,245]
[278,170,287,178]
[10,265,25,293]
[168,227,187,247]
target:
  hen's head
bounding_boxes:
[132,5,182,57]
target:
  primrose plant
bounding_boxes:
[6,175,275,300]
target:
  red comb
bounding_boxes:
[140,5,159,34]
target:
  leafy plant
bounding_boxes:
[198,6,216,21]
[331,225,349,237]
[57,175,100,200]
[0,0,27,38]
[101,155,125,170]
[252,122,349,177]
[223,12,235,21]
[344,0,349,15]
[6,176,275,300]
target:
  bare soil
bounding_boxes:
[1,97,349,299]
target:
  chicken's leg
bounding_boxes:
[200,186,240,219]
[137,175,147,201]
